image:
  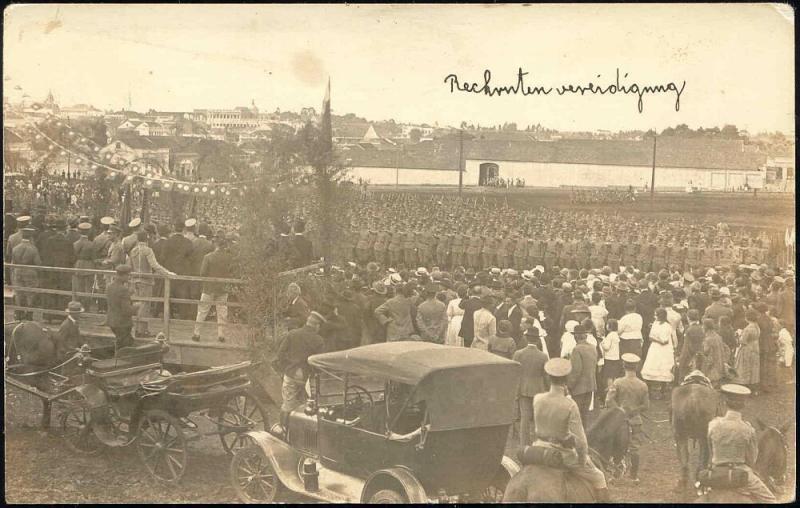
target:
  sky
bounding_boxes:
[3,4,795,134]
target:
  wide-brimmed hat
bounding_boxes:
[371,281,388,295]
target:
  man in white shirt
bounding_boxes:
[472,295,497,351]
[589,292,609,338]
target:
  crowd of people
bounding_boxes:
[4,206,312,346]
[484,176,526,188]
[336,193,778,271]
[275,252,794,498]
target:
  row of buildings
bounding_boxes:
[2,92,795,191]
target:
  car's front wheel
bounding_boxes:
[230,445,283,503]
[369,488,407,503]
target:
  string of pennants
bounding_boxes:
[19,114,266,197]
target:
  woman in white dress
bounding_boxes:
[445,284,467,347]
[641,307,676,400]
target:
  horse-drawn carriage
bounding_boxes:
[4,321,269,484]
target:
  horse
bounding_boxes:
[503,416,618,502]
[586,406,631,480]
[670,377,721,491]
[4,321,83,428]
[695,419,789,503]
[4,321,69,371]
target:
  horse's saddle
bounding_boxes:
[681,370,713,389]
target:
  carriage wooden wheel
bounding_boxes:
[214,393,269,454]
[136,409,188,483]
[60,401,102,455]
[229,444,283,503]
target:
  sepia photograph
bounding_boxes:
[2,3,795,504]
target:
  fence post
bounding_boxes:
[163,277,171,341]
[71,271,78,303]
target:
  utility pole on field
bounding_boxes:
[650,133,657,202]
[458,128,464,197]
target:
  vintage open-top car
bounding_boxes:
[230,341,521,503]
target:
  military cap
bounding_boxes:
[77,222,92,231]
[79,215,90,223]
[100,216,115,226]
[184,218,197,228]
[544,358,572,377]
[415,267,429,277]
[720,384,751,396]
[21,227,36,233]
[115,264,132,274]
[16,215,31,224]
[621,353,640,364]
[128,217,142,229]
[534,265,545,273]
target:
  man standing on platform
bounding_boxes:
[129,230,175,338]
[73,222,95,309]
[193,233,234,343]
[123,218,143,255]
[106,264,138,348]
[161,221,194,320]
[188,220,213,315]
[11,227,42,321]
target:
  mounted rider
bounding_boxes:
[530,358,611,502]
[704,384,776,503]
[605,353,649,484]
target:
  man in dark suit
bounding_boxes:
[513,327,550,447]
[41,218,77,321]
[458,284,484,348]
[64,217,81,246]
[567,323,598,425]
[292,219,314,268]
[106,264,138,348]
[188,220,214,314]
[160,220,194,319]
[495,290,524,348]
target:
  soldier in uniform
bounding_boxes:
[482,235,496,269]
[372,229,389,267]
[403,230,417,268]
[466,233,483,270]
[123,217,143,255]
[416,230,431,267]
[605,353,649,484]
[700,239,718,268]
[706,384,776,502]
[450,232,465,269]
[11,228,42,321]
[672,240,687,273]
[389,231,404,268]
[74,222,96,309]
[686,241,700,272]
[435,232,451,269]
[590,236,606,270]
[544,236,559,272]
[514,236,529,271]
[607,237,622,271]
[531,358,611,501]
[622,235,638,269]
[6,215,31,261]
[578,236,592,271]
[355,228,372,265]
[498,233,514,269]
[531,237,547,269]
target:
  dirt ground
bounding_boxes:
[4,378,795,504]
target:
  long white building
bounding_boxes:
[344,137,770,191]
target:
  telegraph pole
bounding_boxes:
[650,133,657,202]
[458,128,464,197]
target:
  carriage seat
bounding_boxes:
[88,344,165,373]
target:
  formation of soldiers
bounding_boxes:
[570,187,636,204]
[339,194,776,271]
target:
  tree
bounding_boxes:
[408,128,422,143]
[720,124,740,139]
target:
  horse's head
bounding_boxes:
[754,417,789,488]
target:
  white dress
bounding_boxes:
[641,321,676,382]
[445,297,464,347]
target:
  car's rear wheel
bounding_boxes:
[369,488,407,503]
[230,445,282,503]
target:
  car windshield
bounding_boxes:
[312,369,426,436]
